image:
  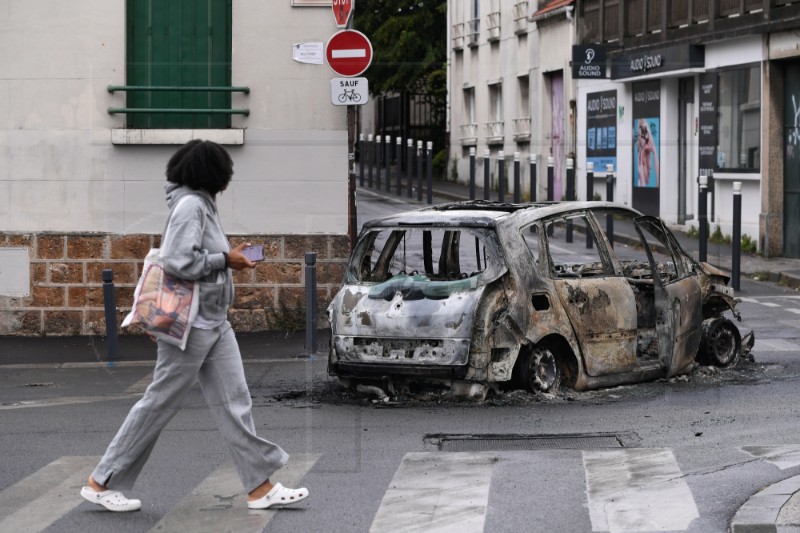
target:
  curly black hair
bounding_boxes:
[166,139,233,196]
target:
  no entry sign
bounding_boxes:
[332,0,353,28]
[326,29,373,77]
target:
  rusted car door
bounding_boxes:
[633,217,702,376]
[541,215,639,377]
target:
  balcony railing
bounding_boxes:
[485,121,505,144]
[452,22,465,50]
[467,18,480,46]
[513,2,529,33]
[460,123,478,145]
[513,117,531,142]
[487,11,501,41]
[107,85,250,117]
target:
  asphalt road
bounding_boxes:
[2,191,800,532]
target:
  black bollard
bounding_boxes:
[367,134,374,188]
[699,175,708,262]
[395,137,402,196]
[483,149,491,201]
[385,135,392,194]
[426,141,433,204]
[498,151,505,203]
[469,147,476,200]
[586,162,594,249]
[305,252,318,355]
[358,133,365,187]
[513,152,521,203]
[376,135,382,191]
[407,139,414,198]
[102,269,119,362]
[417,141,424,202]
[606,164,615,248]
[546,157,554,236]
[566,158,574,243]
[732,181,742,290]
[530,154,537,203]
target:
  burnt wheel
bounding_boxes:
[520,345,561,393]
[700,317,741,367]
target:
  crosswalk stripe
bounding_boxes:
[0,455,100,533]
[583,448,699,532]
[759,302,781,308]
[149,453,319,533]
[787,308,800,315]
[741,446,800,470]
[370,451,497,533]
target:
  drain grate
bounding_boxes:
[427,433,625,452]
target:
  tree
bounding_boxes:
[354,0,447,99]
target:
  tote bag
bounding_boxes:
[121,196,201,350]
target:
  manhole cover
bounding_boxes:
[425,433,626,452]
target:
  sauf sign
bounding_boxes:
[332,0,353,28]
[330,77,368,106]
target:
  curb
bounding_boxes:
[729,475,800,532]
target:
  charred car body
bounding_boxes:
[327,201,752,399]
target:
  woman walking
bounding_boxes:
[80,140,308,512]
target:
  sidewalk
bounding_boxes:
[357,173,800,289]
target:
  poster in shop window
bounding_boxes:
[586,90,617,173]
[632,82,660,188]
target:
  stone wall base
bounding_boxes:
[0,232,348,336]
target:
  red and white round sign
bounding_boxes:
[326,30,373,78]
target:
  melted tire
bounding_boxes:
[521,345,562,394]
[699,317,742,367]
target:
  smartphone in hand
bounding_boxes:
[242,245,265,262]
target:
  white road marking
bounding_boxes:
[741,446,800,470]
[124,372,153,395]
[787,309,800,315]
[759,302,781,308]
[583,448,699,532]
[755,339,800,352]
[149,453,319,533]
[370,451,497,533]
[0,455,100,533]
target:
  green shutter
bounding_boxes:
[126,0,232,128]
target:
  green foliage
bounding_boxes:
[687,225,698,238]
[709,225,732,244]
[354,1,447,96]
[266,297,305,334]
[592,192,602,201]
[741,234,757,254]
[432,149,448,179]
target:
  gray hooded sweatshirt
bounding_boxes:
[160,182,234,323]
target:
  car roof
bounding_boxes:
[361,200,644,229]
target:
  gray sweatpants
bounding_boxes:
[92,321,289,493]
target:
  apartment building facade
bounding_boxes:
[448,0,800,258]
[0,0,351,336]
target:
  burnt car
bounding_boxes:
[327,201,752,399]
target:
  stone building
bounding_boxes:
[0,0,351,336]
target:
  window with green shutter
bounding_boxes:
[124,0,234,129]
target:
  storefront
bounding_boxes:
[576,39,763,244]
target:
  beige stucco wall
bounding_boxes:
[0,0,349,236]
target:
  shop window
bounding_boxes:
[716,66,761,171]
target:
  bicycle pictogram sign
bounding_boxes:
[330,77,369,107]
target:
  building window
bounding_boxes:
[125,0,233,129]
[716,65,760,171]
[486,82,504,141]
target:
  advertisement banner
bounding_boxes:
[633,81,661,188]
[698,72,717,177]
[586,90,617,173]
